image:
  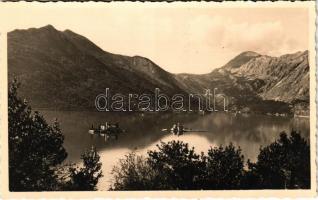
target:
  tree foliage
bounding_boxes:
[63,147,103,191]
[111,141,244,190]
[111,132,310,190]
[9,79,102,191]
[147,141,204,190]
[201,143,244,189]
[110,152,159,190]
[9,79,67,191]
[245,131,310,189]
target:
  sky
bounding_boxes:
[1,3,310,74]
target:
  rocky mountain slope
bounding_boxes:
[8,25,309,112]
[223,51,261,70]
[227,51,309,102]
[176,51,309,104]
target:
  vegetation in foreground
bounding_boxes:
[111,131,310,190]
[9,79,310,191]
[9,80,103,191]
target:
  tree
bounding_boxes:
[110,133,310,190]
[111,141,205,190]
[201,143,245,189]
[111,141,245,190]
[9,79,103,191]
[63,147,103,191]
[245,131,310,189]
[147,140,204,190]
[9,79,67,191]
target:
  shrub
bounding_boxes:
[110,152,159,190]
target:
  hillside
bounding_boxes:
[8,25,186,110]
[8,25,309,113]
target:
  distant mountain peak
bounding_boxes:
[132,55,152,62]
[239,51,261,57]
[34,25,59,34]
[63,29,77,35]
[222,51,261,70]
[40,24,56,30]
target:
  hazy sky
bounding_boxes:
[2,3,310,74]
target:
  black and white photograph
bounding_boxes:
[0,2,316,198]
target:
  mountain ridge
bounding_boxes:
[8,25,309,112]
[8,25,186,109]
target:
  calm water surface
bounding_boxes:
[41,111,309,190]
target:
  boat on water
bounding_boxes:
[88,122,124,140]
[161,123,208,136]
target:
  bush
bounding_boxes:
[110,152,159,190]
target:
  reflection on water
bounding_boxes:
[41,111,310,190]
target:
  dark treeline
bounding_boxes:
[9,80,103,191]
[111,131,310,190]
